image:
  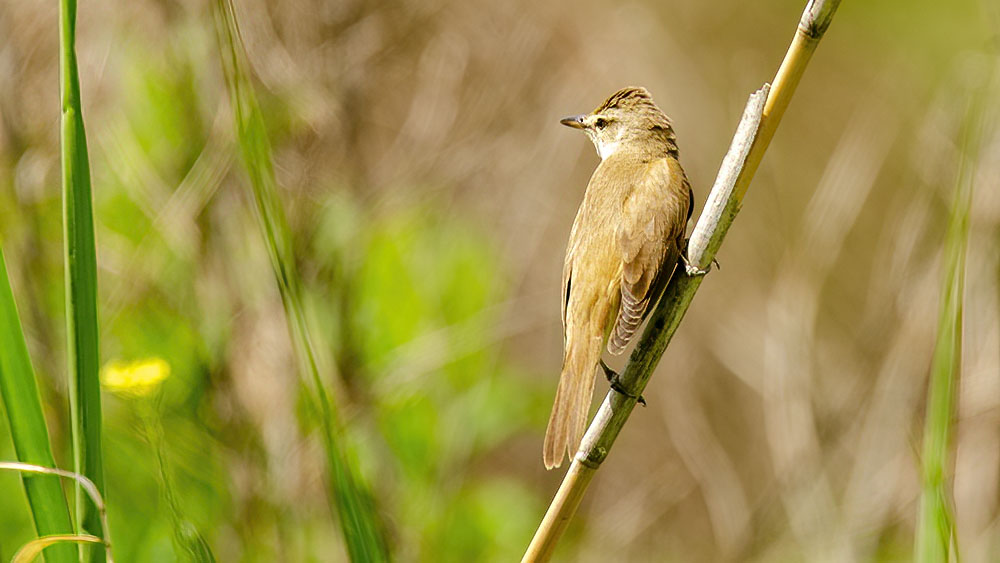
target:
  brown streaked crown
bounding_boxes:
[593,86,677,156]
[594,86,654,112]
[594,87,672,130]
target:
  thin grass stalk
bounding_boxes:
[132,398,216,562]
[914,82,985,563]
[0,461,114,562]
[59,0,105,555]
[0,252,77,563]
[214,1,389,560]
[522,1,842,560]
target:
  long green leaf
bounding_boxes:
[0,250,77,563]
[914,88,984,563]
[59,0,105,557]
[214,1,389,560]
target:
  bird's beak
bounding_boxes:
[559,114,586,129]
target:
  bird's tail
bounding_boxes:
[543,333,601,470]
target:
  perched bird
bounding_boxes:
[544,87,693,469]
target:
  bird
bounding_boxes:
[543,86,693,470]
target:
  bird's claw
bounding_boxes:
[685,263,709,277]
[680,252,713,277]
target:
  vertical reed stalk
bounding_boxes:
[59,0,106,557]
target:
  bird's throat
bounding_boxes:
[596,140,620,160]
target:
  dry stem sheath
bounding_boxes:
[522,1,842,560]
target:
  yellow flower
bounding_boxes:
[100,358,170,397]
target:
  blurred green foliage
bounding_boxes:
[1,24,548,557]
[350,209,544,559]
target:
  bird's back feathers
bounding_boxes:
[544,149,690,469]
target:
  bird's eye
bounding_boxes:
[594,118,607,129]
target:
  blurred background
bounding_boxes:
[1,0,999,560]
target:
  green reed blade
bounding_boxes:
[914,85,986,563]
[60,0,106,558]
[0,250,77,563]
[214,1,389,560]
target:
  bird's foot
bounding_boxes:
[600,360,646,406]
[681,252,714,277]
[685,263,709,276]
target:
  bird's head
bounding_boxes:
[560,86,675,160]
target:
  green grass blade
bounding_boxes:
[914,91,984,563]
[0,250,77,563]
[214,1,389,560]
[59,0,105,556]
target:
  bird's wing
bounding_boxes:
[560,188,590,340]
[608,156,690,355]
[560,247,572,337]
[560,210,582,339]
